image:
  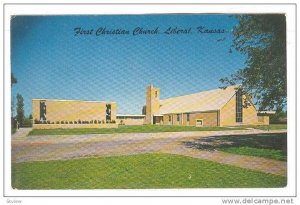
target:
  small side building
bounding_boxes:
[116,114,145,125]
[145,85,272,127]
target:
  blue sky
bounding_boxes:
[11,14,246,116]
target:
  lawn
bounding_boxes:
[244,124,287,130]
[184,133,287,161]
[28,125,246,136]
[12,153,286,189]
[28,124,287,136]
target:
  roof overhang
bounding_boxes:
[116,114,145,117]
[157,109,219,115]
[153,114,163,117]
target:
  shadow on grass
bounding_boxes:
[183,133,287,159]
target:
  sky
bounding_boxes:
[11,14,246,116]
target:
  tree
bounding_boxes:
[269,110,287,124]
[11,73,18,131]
[220,14,286,111]
[16,93,25,127]
[11,73,17,114]
[23,114,33,127]
[11,73,17,87]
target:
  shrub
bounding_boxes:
[56,121,60,124]
[70,121,73,124]
[78,119,81,124]
[65,121,68,124]
[61,121,64,124]
[98,120,101,124]
[34,119,39,124]
[90,120,93,124]
[111,120,116,124]
[23,118,33,127]
[51,122,54,124]
[47,120,50,124]
[94,120,97,124]
[102,120,105,124]
[74,121,77,124]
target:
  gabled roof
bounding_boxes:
[155,86,238,115]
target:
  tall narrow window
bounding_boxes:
[177,114,180,121]
[40,100,47,122]
[155,91,158,98]
[106,104,111,121]
[169,115,171,122]
[236,89,243,123]
[187,113,190,122]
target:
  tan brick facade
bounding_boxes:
[145,85,160,124]
[162,111,218,127]
[32,99,116,124]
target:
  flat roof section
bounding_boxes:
[32,98,116,104]
[116,114,145,117]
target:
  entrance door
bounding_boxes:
[153,116,162,125]
[196,119,203,127]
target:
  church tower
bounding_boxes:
[145,84,160,124]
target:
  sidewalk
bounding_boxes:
[159,142,287,177]
[12,128,33,139]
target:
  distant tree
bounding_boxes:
[23,117,33,127]
[22,114,33,128]
[16,94,25,127]
[11,73,17,87]
[11,73,18,131]
[220,14,286,111]
[270,110,287,124]
[11,73,17,115]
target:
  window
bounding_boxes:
[106,104,111,121]
[155,91,158,98]
[187,113,190,122]
[40,100,47,122]
[177,114,180,121]
[236,89,243,123]
[169,115,171,122]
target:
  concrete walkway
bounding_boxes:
[12,128,32,139]
[160,143,287,176]
[11,129,287,177]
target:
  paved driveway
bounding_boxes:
[11,129,287,176]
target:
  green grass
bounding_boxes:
[244,124,287,130]
[219,147,286,161]
[28,125,246,136]
[12,153,286,189]
[28,123,287,136]
[184,133,287,161]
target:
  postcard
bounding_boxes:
[2,2,297,204]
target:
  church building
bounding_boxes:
[145,84,272,127]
